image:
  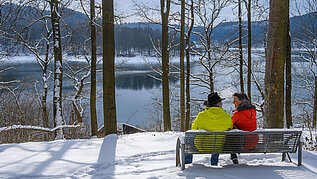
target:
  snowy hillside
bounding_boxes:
[1,132,317,179]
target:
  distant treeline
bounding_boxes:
[0,3,316,56]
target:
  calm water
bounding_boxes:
[0,52,312,129]
[0,60,179,129]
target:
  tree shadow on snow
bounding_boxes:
[91,134,117,178]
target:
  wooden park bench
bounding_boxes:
[176,129,303,170]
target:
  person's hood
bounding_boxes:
[236,102,256,112]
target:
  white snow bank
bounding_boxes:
[2,55,190,65]
[0,132,317,179]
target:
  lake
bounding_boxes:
[0,52,312,129]
[0,55,182,130]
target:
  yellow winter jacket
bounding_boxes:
[191,107,233,131]
[191,107,233,152]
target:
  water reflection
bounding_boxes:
[1,62,180,92]
[115,71,178,90]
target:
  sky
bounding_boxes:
[72,0,307,24]
[71,0,264,23]
[1,131,317,178]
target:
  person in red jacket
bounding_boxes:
[231,92,258,164]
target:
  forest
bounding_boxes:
[0,0,316,152]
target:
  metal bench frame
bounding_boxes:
[176,129,303,170]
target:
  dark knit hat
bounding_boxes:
[204,92,225,106]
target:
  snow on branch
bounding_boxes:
[0,124,81,133]
[0,80,20,86]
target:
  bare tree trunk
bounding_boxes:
[285,0,292,129]
[313,74,317,128]
[42,42,50,129]
[264,0,288,128]
[67,70,90,124]
[90,0,98,137]
[207,38,214,93]
[247,0,251,101]
[180,0,185,132]
[239,0,244,93]
[185,0,194,131]
[161,0,171,131]
[102,0,117,136]
[51,0,64,139]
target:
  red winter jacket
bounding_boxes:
[232,103,258,150]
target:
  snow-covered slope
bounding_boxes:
[0,132,317,178]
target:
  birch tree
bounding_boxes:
[51,0,64,139]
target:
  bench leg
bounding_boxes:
[176,138,180,167]
[181,143,185,170]
[298,142,302,166]
[282,152,286,161]
[282,152,293,163]
[287,152,292,163]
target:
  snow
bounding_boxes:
[1,132,317,179]
[3,55,178,65]
[0,124,80,132]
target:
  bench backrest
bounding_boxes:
[184,130,302,154]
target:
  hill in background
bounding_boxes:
[0,3,316,56]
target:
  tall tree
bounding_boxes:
[264,0,288,128]
[50,0,64,139]
[239,0,244,93]
[246,0,251,101]
[185,0,194,130]
[285,0,292,128]
[161,0,171,131]
[102,0,117,136]
[90,0,98,136]
[180,0,185,132]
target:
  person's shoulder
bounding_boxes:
[195,110,206,119]
[222,110,232,119]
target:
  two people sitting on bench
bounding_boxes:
[185,92,257,165]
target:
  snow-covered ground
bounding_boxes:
[1,132,317,179]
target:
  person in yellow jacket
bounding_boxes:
[185,92,233,165]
